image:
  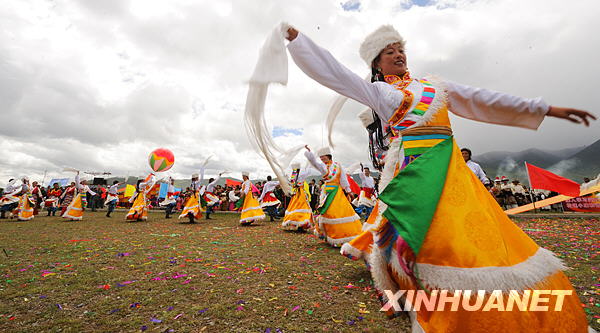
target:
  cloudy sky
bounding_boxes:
[1,0,598,184]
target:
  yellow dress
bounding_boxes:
[240,180,265,225]
[179,192,203,220]
[282,182,313,230]
[127,191,149,221]
[354,76,588,332]
[62,193,84,221]
[313,161,362,247]
[16,193,34,221]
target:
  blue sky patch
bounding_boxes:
[341,0,361,12]
[273,126,303,137]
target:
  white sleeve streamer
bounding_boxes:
[244,23,304,196]
[325,74,370,149]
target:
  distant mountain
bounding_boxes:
[473,139,600,184]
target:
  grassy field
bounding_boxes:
[0,212,598,332]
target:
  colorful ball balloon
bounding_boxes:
[148,148,175,172]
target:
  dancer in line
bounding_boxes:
[179,172,203,223]
[259,176,281,222]
[281,163,313,231]
[239,171,265,225]
[126,174,156,222]
[356,163,376,219]
[304,146,362,247]
[63,172,97,221]
[203,173,222,220]
[15,177,34,221]
[0,179,21,219]
[159,177,178,219]
[45,182,62,217]
[105,180,120,218]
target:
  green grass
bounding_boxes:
[0,213,597,332]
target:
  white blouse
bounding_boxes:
[287,33,549,130]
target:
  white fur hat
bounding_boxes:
[290,162,301,170]
[192,173,199,178]
[358,109,375,128]
[359,25,406,67]
[317,147,332,156]
[242,171,250,177]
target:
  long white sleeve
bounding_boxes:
[206,175,220,192]
[259,180,279,201]
[304,151,327,175]
[84,186,97,196]
[287,33,401,119]
[228,190,239,202]
[339,166,351,192]
[466,160,490,185]
[296,168,310,184]
[242,180,251,195]
[75,174,81,191]
[446,81,549,130]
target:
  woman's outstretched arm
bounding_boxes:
[286,27,390,114]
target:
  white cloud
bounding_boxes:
[0,0,598,185]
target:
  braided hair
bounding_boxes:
[367,55,389,171]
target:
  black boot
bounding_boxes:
[188,212,195,223]
[47,211,51,216]
[205,212,212,220]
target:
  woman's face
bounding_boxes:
[376,42,407,77]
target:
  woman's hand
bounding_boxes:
[547,106,596,126]
[286,27,298,41]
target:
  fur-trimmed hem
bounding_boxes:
[318,214,361,225]
[281,219,311,230]
[324,235,357,247]
[240,214,265,224]
[367,245,400,303]
[62,215,82,221]
[340,242,365,260]
[17,216,34,221]
[260,201,281,208]
[388,247,567,293]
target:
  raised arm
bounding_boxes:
[446,81,595,130]
[303,150,327,176]
[287,30,386,112]
[75,173,81,191]
[339,166,351,193]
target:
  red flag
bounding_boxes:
[226,178,242,187]
[526,162,580,197]
[346,175,361,195]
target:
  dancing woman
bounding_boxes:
[284,25,595,332]
[126,174,156,222]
